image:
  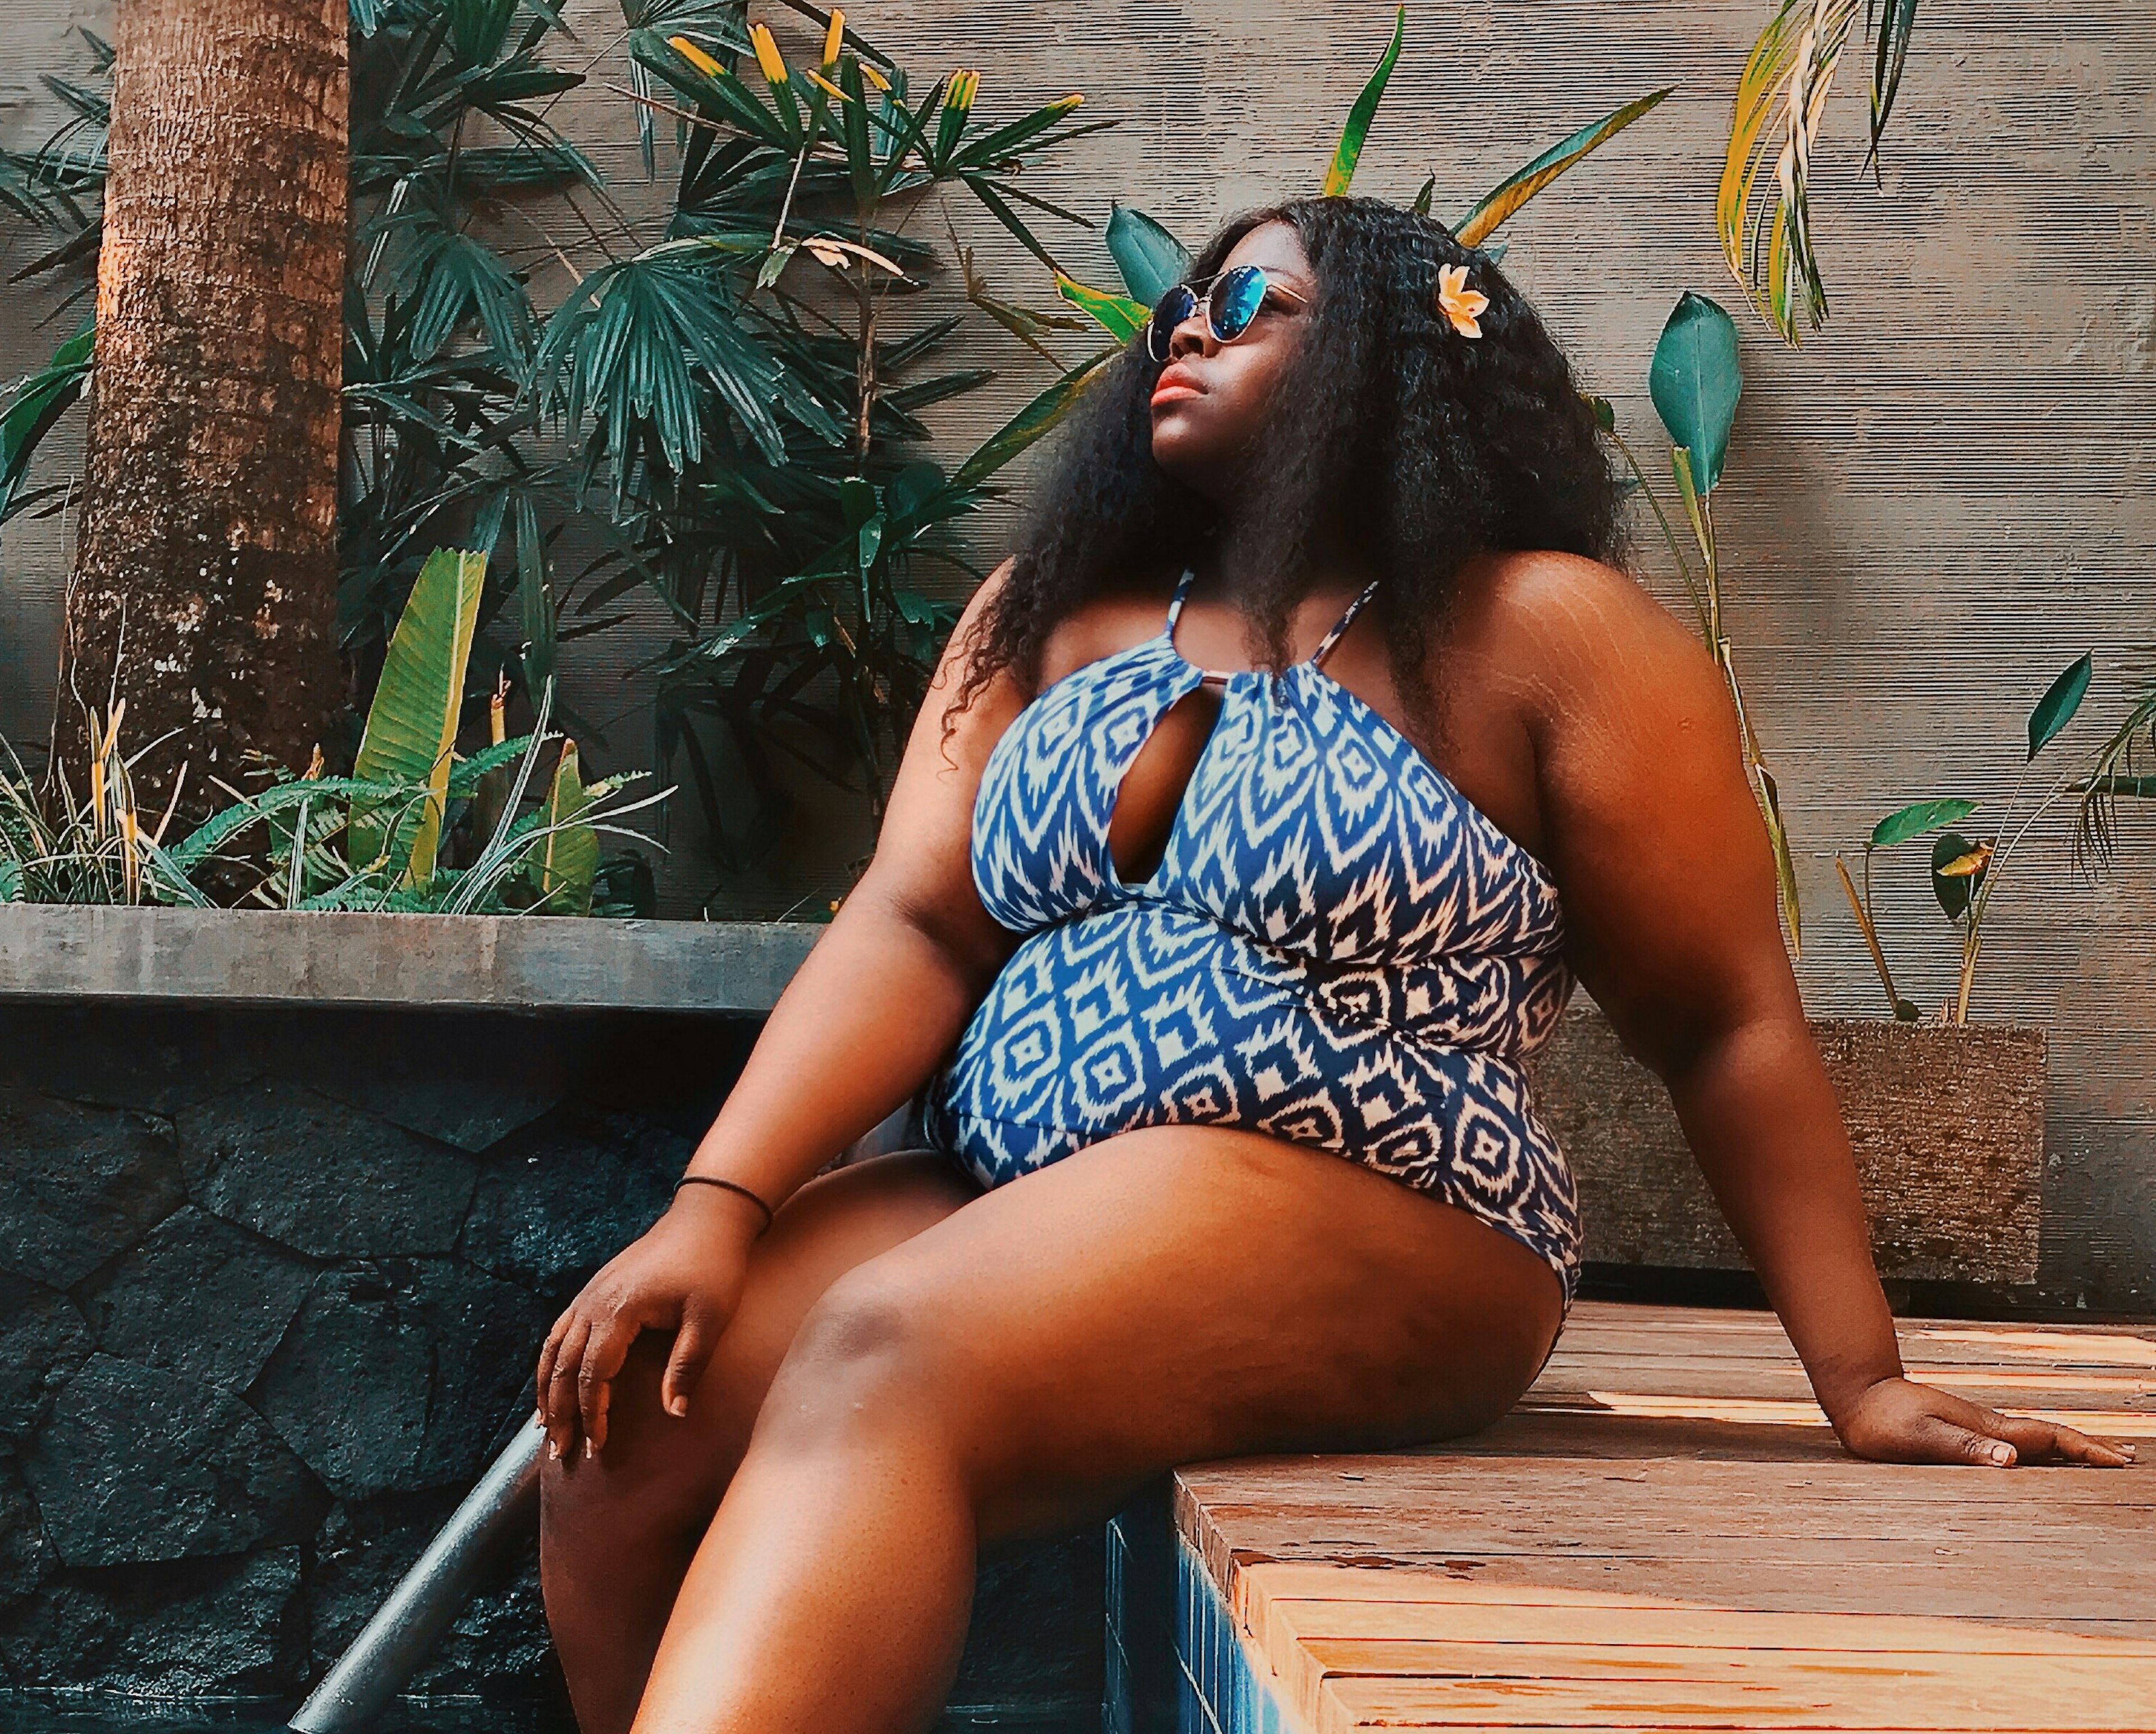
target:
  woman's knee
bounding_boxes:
[757,1264,970,1455]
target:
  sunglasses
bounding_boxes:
[1144,264,1311,364]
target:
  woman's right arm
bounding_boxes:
[536,562,1030,1458]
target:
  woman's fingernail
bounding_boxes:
[547,1438,561,1461]
[1989,1442,2013,1465]
[669,1397,687,1418]
[583,1436,595,1459]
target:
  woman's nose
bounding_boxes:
[1168,309,1213,359]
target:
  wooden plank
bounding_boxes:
[1174,1302,2156,1734]
[1318,1667,2156,1733]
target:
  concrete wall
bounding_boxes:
[2,2,2153,1307]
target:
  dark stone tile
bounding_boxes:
[79,1208,314,1392]
[308,1076,563,1157]
[460,1114,680,1296]
[0,1454,58,1608]
[0,1089,185,1290]
[0,1277,91,1443]
[181,1079,477,1259]
[22,1356,323,1567]
[386,1262,550,1490]
[251,1272,432,1500]
[0,1545,304,1696]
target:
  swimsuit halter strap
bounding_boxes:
[1309,579,1382,668]
[1164,566,1199,629]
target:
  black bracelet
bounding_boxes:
[673,1174,776,1234]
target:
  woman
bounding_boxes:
[535,197,2130,1734]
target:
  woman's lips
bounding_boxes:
[1150,368,1203,406]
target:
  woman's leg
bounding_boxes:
[629,1124,1565,1734]
[540,1149,979,1734]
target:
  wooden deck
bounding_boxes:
[1167,1303,2156,1733]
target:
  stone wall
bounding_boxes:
[0,997,1100,1724]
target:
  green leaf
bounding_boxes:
[1411,175,1436,217]
[1649,291,1743,492]
[1054,272,1147,344]
[1105,204,1190,305]
[1869,797,1978,851]
[856,515,885,571]
[2027,651,2093,759]
[1322,4,1404,197]
[1452,87,1672,248]
[1863,0,1922,180]
[949,349,1113,494]
[837,476,879,529]
[533,740,599,916]
[1584,393,1616,434]
[351,547,487,889]
[1930,830,1987,921]
[0,319,93,527]
[514,492,556,689]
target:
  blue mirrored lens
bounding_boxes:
[1148,285,1196,359]
[1210,266,1267,341]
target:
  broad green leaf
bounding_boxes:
[1452,86,1672,248]
[351,547,487,889]
[1869,796,1977,851]
[1930,830,1987,921]
[1105,204,1191,305]
[1054,272,1147,344]
[535,740,599,916]
[2027,651,2092,759]
[1650,292,1743,492]
[1322,4,1404,197]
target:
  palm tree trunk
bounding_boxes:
[57,0,348,817]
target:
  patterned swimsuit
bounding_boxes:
[923,568,1584,1304]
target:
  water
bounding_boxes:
[0,1704,570,1734]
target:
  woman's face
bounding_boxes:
[1147,220,1315,499]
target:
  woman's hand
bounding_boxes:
[1834,1375,2136,1468]
[535,1185,766,1463]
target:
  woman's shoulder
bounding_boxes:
[1472,549,1716,683]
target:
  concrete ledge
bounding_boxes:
[0,906,823,1012]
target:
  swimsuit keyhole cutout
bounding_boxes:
[1106,679,1226,887]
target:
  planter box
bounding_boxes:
[0,909,1099,1726]
[1523,998,2045,1284]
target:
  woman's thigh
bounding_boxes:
[762,1124,1566,1542]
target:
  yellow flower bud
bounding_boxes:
[821,8,844,67]
[859,60,891,93]
[668,35,724,79]
[750,22,788,86]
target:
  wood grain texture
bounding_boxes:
[1,3,2151,1300]
[1525,1000,2045,1281]
[1175,1300,2156,1732]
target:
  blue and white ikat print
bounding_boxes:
[925,576,1584,1299]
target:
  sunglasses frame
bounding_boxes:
[1144,264,1311,364]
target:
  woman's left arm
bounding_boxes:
[1522,554,2130,1469]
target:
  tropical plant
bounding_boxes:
[1587,290,1805,957]
[576,15,1109,879]
[0,547,663,915]
[0,2,1113,909]
[1718,0,1927,345]
[1834,652,2105,1025]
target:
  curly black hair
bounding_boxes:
[953,194,1630,726]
